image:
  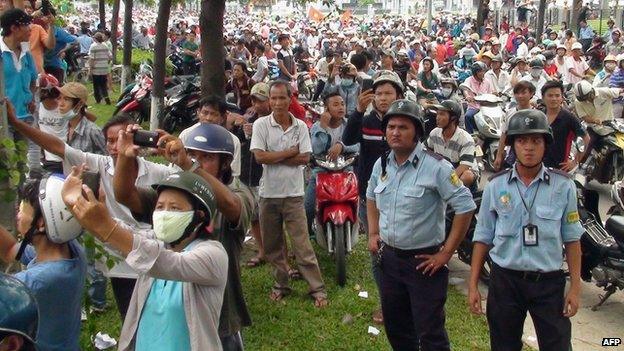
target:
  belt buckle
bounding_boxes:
[522,271,541,282]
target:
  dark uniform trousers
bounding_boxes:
[487,264,571,351]
[380,245,450,351]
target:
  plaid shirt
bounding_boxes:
[67,117,107,155]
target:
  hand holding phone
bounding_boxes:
[81,171,100,199]
[133,130,160,148]
[362,78,374,92]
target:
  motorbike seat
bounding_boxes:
[605,215,624,248]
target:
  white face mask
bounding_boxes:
[152,210,195,243]
[59,108,78,121]
[530,69,542,79]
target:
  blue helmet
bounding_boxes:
[0,274,38,350]
[181,123,235,157]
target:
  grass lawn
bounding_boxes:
[79,83,531,350]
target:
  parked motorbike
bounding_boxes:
[582,119,624,184]
[313,154,359,287]
[575,179,624,310]
[161,78,202,133]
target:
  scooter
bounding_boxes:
[575,179,624,310]
[313,154,359,287]
[581,119,624,184]
[467,91,504,172]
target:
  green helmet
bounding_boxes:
[152,172,217,221]
[505,109,553,145]
[433,100,463,122]
[373,70,404,95]
[381,99,425,136]
[0,274,38,350]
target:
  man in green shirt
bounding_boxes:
[181,31,199,75]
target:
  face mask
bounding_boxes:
[530,69,542,78]
[440,87,453,98]
[153,210,195,243]
[59,108,78,121]
[340,78,355,87]
[606,63,617,71]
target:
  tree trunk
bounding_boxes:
[200,0,226,98]
[151,0,173,130]
[476,0,490,35]
[121,0,134,90]
[99,0,106,30]
[570,0,582,34]
[111,0,121,65]
[536,0,546,43]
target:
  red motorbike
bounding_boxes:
[313,154,359,286]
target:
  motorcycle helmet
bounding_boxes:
[37,175,83,244]
[433,100,463,122]
[529,58,544,68]
[152,172,216,222]
[574,80,595,102]
[0,273,39,351]
[470,61,488,76]
[542,50,555,61]
[381,99,425,137]
[372,70,404,95]
[505,109,554,145]
[611,181,624,212]
[38,74,59,90]
[181,123,235,158]
[491,54,503,63]
[421,56,435,67]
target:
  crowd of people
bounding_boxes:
[1,0,624,350]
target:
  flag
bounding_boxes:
[340,9,352,24]
[308,6,325,23]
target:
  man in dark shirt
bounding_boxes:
[541,80,589,170]
[277,34,296,81]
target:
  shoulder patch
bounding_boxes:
[488,168,511,181]
[547,167,572,179]
[424,149,444,161]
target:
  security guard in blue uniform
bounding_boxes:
[469,110,584,351]
[367,99,476,351]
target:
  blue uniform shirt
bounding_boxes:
[367,142,476,250]
[473,166,585,272]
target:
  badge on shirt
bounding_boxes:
[566,211,580,224]
[523,224,538,246]
[450,172,461,187]
[499,191,512,209]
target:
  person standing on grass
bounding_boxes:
[367,99,475,350]
[89,32,112,105]
[250,80,328,307]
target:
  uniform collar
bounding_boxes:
[388,142,421,168]
[508,163,550,185]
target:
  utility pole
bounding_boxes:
[427,0,433,35]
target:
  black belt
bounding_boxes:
[493,263,565,282]
[382,243,441,258]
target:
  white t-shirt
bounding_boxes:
[249,113,312,198]
[252,55,268,83]
[37,103,66,162]
[564,56,589,85]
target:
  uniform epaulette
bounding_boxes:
[547,167,572,178]
[424,149,444,161]
[488,168,511,181]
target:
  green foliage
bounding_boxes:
[115,49,175,77]
[358,0,376,5]
[0,137,28,202]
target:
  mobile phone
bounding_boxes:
[82,171,100,199]
[133,130,159,148]
[362,78,374,92]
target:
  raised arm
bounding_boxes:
[6,101,65,157]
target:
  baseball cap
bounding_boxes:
[55,82,89,103]
[571,42,583,51]
[250,82,269,101]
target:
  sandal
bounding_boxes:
[313,295,328,308]
[269,289,286,302]
[288,269,302,280]
[246,256,265,268]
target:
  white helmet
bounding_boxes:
[574,80,594,102]
[39,174,82,243]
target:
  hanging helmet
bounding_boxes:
[38,174,83,244]
[152,172,217,222]
[529,58,544,68]
[505,110,554,145]
[372,70,404,94]
[574,80,595,102]
[181,124,235,157]
[470,61,488,76]
[0,273,39,351]
[433,100,463,122]
[381,99,425,136]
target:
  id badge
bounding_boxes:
[523,224,538,246]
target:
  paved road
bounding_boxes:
[449,177,624,350]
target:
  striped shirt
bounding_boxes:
[426,127,478,171]
[88,42,112,76]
